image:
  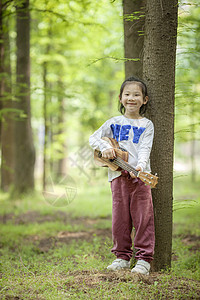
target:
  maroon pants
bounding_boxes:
[110,173,155,262]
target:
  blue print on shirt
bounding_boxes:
[132,126,145,143]
[110,124,121,141]
[120,125,131,141]
[110,123,146,144]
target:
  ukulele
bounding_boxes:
[94,137,158,188]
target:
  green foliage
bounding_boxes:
[2,0,199,187]
[174,1,200,181]
[2,0,125,185]
[29,0,124,176]
[176,1,200,142]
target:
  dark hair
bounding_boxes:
[118,76,148,115]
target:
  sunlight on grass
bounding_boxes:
[0,174,112,218]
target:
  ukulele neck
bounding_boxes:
[113,156,138,177]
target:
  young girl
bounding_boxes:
[89,76,155,275]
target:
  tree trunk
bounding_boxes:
[0,0,3,147]
[123,0,146,78]
[190,138,195,182]
[57,80,67,175]
[143,0,178,271]
[42,25,52,190]
[190,105,196,182]
[14,0,35,194]
[0,14,14,191]
[42,61,48,191]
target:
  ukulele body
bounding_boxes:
[94,137,128,171]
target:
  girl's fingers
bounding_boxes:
[112,149,116,158]
[135,166,142,172]
[130,172,136,178]
[102,149,116,159]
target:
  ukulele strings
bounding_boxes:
[98,154,138,177]
[114,157,156,180]
[114,157,138,177]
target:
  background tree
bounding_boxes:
[123,0,145,78]
[14,0,35,194]
[0,0,14,191]
[143,0,178,271]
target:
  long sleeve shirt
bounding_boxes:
[89,115,154,182]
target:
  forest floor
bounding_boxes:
[0,176,200,299]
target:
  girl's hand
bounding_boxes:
[130,166,142,178]
[102,148,116,159]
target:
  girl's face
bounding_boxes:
[120,82,148,119]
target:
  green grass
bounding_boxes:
[0,174,199,299]
[0,176,112,218]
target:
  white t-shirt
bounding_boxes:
[89,115,154,182]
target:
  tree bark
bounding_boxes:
[0,15,14,191]
[190,105,196,182]
[143,0,178,271]
[43,61,48,191]
[57,79,67,175]
[0,0,3,147]
[14,0,35,194]
[123,0,146,78]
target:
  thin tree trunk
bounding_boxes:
[49,84,54,174]
[190,104,196,182]
[43,61,48,191]
[191,138,195,182]
[42,22,53,190]
[143,0,178,271]
[14,0,35,194]
[57,80,67,175]
[123,0,146,78]
[0,16,14,191]
[0,0,4,147]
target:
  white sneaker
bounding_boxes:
[107,259,130,271]
[131,259,150,275]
